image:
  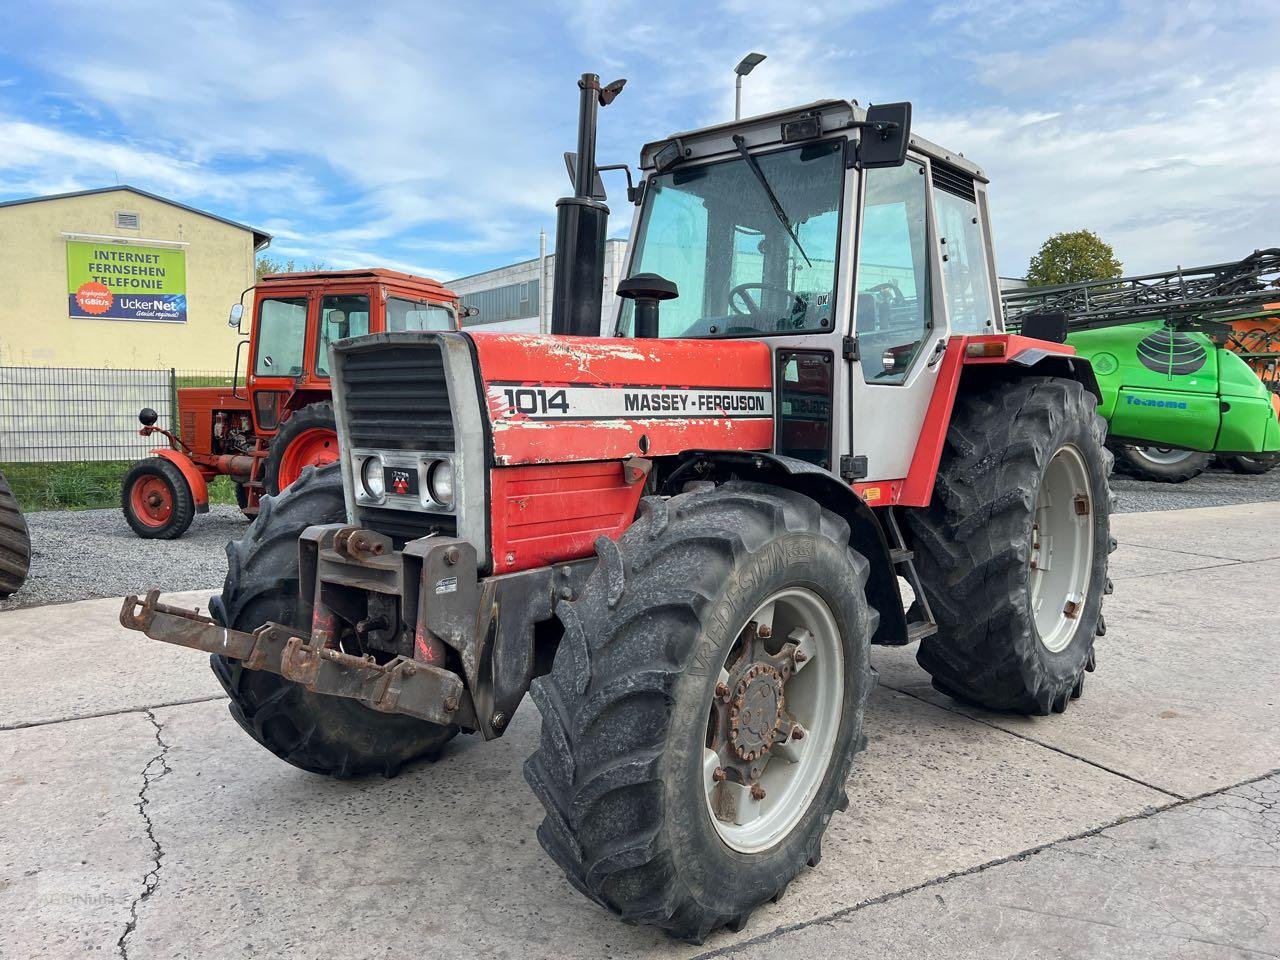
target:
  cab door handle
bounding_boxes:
[926,341,947,367]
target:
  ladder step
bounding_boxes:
[906,620,937,643]
[890,547,914,564]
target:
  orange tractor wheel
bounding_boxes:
[122,458,196,540]
[263,402,340,496]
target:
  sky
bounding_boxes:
[1,0,1277,282]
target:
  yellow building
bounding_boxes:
[0,186,270,368]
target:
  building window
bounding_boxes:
[115,211,140,230]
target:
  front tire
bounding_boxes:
[524,483,875,942]
[904,378,1115,715]
[209,465,457,777]
[121,458,195,540]
[1113,445,1210,483]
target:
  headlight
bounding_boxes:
[360,456,385,499]
[427,460,454,506]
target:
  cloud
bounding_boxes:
[1,0,1276,281]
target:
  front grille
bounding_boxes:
[341,342,455,450]
[356,507,457,546]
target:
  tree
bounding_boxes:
[255,256,328,281]
[1026,230,1123,287]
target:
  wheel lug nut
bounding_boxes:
[793,650,808,664]
[715,681,731,701]
[712,766,727,782]
[750,783,766,801]
[757,623,772,639]
[791,724,805,741]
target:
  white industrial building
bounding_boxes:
[448,237,630,335]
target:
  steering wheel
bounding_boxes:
[868,280,905,306]
[729,282,801,317]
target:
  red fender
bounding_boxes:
[149,448,210,514]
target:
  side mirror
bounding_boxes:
[858,102,912,169]
[461,305,479,319]
[228,303,244,329]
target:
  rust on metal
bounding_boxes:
[117,591,475,728]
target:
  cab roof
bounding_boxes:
[641,98,986,182]
[257,268,458,300]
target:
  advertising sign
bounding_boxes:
[66,240,187,322]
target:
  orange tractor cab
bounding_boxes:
[122,269,463,539]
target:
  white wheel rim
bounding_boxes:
[1137,446,1195,465]
[702,587,844,853]
[1030,445,1095,653]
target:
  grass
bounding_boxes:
[1,460,239,512]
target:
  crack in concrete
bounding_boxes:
[0,695,228,732]
[878,680,1185,800]
[116,708,171,960]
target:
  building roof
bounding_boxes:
[0,184,272,249]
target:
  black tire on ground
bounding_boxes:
[1112,444,1211,483]
[209,464,458,777]
[0,469,31,598]
[262,401,338,496]
[1220,453,1279,475]
[524,482,875,943]
[903,378,1115,715]
[121,458,196,540]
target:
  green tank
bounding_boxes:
[1066,321,1280,481]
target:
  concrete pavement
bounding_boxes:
[0,502,1276,959]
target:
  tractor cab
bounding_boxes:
[614,100,1006,486]
[237,269,460,437]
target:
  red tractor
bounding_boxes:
[122,76,1114,941]
[121,269,463,538]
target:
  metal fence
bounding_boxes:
[0,367,236,464]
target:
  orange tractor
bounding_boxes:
[122,270,464,538]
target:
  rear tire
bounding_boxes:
[263,402,339,496]
[1220,453,1279,475]
[0,469,31,598]
[209,464,457,777]
[122,458,195,540]
[524,483,875,942]
[904,378,1115,715]
[1113,445,1210,483]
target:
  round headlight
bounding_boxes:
[361,456,385,499]
[428,460,454,506]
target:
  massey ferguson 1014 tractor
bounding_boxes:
[121,75,1114,941]
[121,269,462,538]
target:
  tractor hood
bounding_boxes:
[468,333,775,465]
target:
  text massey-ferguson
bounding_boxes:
[122,72,1114,943]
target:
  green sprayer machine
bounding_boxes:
[1003,250,1280,481]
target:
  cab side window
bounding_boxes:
[854,161,932,384]
[934,182,996,334]
[254,298,307,376]
[316,294,370,377]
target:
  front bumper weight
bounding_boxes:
[119,590,475,728]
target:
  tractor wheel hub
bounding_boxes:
[728,663,786,762]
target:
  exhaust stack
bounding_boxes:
[550,73,625,337]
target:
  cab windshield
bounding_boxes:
[619,140,844,338]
